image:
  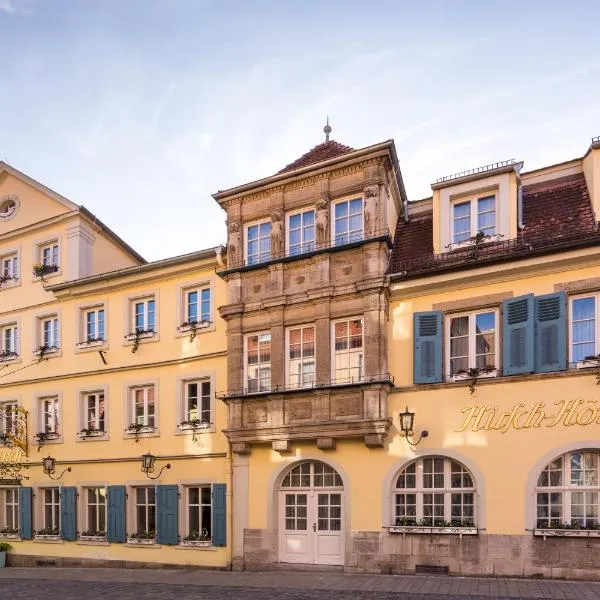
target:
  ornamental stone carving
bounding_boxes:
[316,197,329,245]
[227,221,241,266]
[364,185,379,237]
[271,210,284,257]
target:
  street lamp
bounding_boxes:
[140,452,171,480]
[399,406,428,446]
[42,455,72,480]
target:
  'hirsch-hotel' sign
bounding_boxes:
[456,399,600,433]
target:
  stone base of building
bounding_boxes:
[243,528,600,580]
[6,553,231,571]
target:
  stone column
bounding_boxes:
[231,453,249,571]
[315,317,331,384]
[227,315,244,392]
[270,322,285,390]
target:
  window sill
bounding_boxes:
[34,535,63,543]
[177,541,214,550]
[0,279,20,289]
[176,321,214,338]
[77,432,109,442]
[389,525,477,536]
[123,332,159,348]
[77,539,109,546]
[0,354,20,364]
[0,533,20,540]
[33,347,61,359]
[75,340,108,353]
[576,360,600,369]
[123,428,159,440]
[32,268,61,283]
[447,234,503,252]
[533,528,600,538]
[126,539,161,548]
[450,371,497,382]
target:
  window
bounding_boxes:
[246,332,271,392]
[447,310,497,377]
[38,315,59,351]
[84,307,105,343]
[42,487,60,534]
[129,386,155,429]
[85,488,106,534]
[39,395,59,434]
[133,298,155,332]
[333,318,363,383]
[182,380,211,425]
[246,221,271,265]
[334,198,363,245]
[40,242,59,267]
[571,295,599,363]
[0,488,19,533]
[1,254,18,280]
[452,195,496,244]
[288,210,315,255]
[394,457,476,527]
[185,287,210,325]
[0,323,18,359]
[134,487,156,537]
[81,392,105,433]
[0,401,18,436]
[186,486,212,540]
[0,197,18,220]
[287,325,315,388]
[536,451,600,529]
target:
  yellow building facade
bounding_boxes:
[2,132,600,579]
[0,162,231,568]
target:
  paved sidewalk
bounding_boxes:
[0,567,599,599]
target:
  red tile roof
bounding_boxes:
[390,173,600,278]
[278,140,354,174]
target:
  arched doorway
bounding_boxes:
[278,460,344,565]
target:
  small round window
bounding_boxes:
[0,196,18,220]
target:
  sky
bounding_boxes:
[1,0,599,262]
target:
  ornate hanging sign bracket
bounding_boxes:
[0,406,29,481]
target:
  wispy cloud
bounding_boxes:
[0,1,15,13]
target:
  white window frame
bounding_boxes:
[331,197,364,246]
[179,379,212,426]
[331,317,364,384]
[445,309,499,379]
[285,324,316,389]
[0,249,20,287]
[244,219,272,266]
[37,394,61,438]
[535,451,600,531]
[244,331,272,393]
[78,390,107,440]
[183,484,213,544]
[39,241,59,267]
[126,384,156,433]
[570,294,600,368]
[449,194,498,247]
[35,313,60,357]
[286,209,316,256]
[83,487,107,535]
[40,486,61,535]
[391,456,477,530]
[80,305,106,346]
[0,321,19,362]
[182,286,211,327]
[0,487,20,534]
[0,195,19,221]
[0,401,18,437]
[131,297,156,333]
[131,485,157,540]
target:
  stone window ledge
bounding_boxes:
[389,525,477,536]
[534,528,600,538]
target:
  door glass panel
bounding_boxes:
[284,493,307,531]
[317,493,341,531]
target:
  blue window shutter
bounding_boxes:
[19,487,32,540]
[212,483,226,547]
[156,485,178,545]
[535,292,567,373]
[107,485,126,543]
[502,294,534,375]
[413,311,443,384]
[60,487,77,541]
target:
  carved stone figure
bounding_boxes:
[271,210,284,257]
[315,197,329,245]
[227,221,241,266]
[364,185,379,237]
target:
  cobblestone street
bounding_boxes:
[0,568,600,599]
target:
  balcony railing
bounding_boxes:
[217,373,394,400]
[392,229,600,279]
[218,228,391,274]
[435,159,516,184]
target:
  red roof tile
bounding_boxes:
[278,140,354,174]
[390,173,600,278]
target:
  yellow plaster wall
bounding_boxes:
[583,146,600,220]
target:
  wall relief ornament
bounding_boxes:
[315,197,329,245]
[227,221,241,266]
[271,210,284,257]
[364,185,379,237]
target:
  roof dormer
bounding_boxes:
[431,159,523,255]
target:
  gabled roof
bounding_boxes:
[278,140,355,174]
[390,173,600,279]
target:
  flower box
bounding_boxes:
[124,425,154,435]
[0,532,19,539]
[451,370,497,382]
[124,330,155,341]
[0,351,18,363]
[78,429,105,439]
[576,359,600,369]
[178,421,210,431]
[32,264,59,279]
[77,338,105,348]
[389,525,477,535]
[80,534,107,542]
[534,528,600,538]
[35,534,61,541]
[180,539,211,547]
[33,345,58,357]
[127,537,156,545]
[179,321,211,332]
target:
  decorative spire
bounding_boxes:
[324,117,332,143]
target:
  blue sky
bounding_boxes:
[1,0,598,261]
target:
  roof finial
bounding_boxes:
[324,116,332,143]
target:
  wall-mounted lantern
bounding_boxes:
[42,455,72,480]
[399,406,428,446]
[140,452,171,480]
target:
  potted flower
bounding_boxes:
[0,527,19,540]
[80,530,106,542]
[181,529,211,547]
[34,527,60,540]
[127,530,156,545]
[32,263,58,280]
[0,541,11,568]
[577,354,600,369]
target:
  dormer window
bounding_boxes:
[452,195,496,244]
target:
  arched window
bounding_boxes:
[393,456,475,527]
[281,460,343,488]
[536,450,599,529]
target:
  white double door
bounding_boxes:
[279,489,343,565]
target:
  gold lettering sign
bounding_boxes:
[456,399,600,434]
